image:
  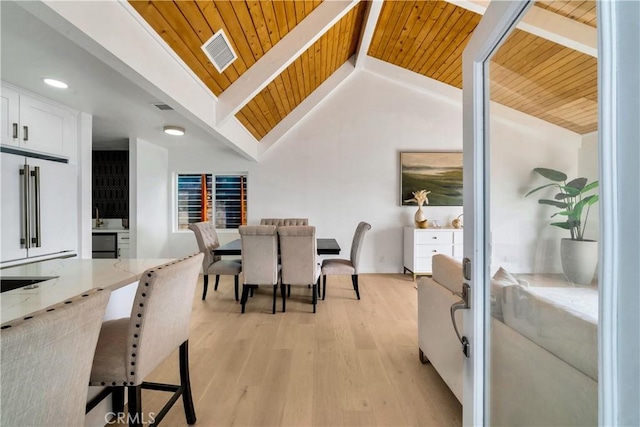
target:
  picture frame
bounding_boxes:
[400,151,463,206]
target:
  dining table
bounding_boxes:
[213,238,341,256]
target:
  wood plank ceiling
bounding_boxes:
[367,0,597,134]
[131,0,597,140]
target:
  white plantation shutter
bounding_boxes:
[177,174,246,230]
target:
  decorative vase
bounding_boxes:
[414,205,428,229]
[560,238,598,285]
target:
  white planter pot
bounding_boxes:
[560,238,598,285]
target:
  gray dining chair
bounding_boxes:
[88,253,203,427]
[238,225,280,314]
[283,218,309,226]
[321,221,371,300]
[279,225,321,313]
[1,288,110,427]
[260,218,285,226]
[189,221,242,301]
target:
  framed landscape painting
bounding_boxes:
[400,151,463,206]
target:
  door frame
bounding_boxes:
[461,0,622,424]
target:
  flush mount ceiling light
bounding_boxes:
[163,125,185,136]
[42,78,68,89]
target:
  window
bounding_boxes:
[176,174,247,230]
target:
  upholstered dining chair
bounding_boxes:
[1,288,110,427]
[87,253,203,427]
[321,221,371,300]
[283,218,309,226]
[238,225,280,314]
[260,218,285,226]
[189,221,242,301]
[279,225,321,313]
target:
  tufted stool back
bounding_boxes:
[1,289,110,426]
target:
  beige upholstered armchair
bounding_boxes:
[321,221,371,300]
[278,225,321,313]
[189,221,242,301]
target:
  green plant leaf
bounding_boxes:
[534,168,567,182]
[550,221,572,229]
[551,211,571,217]
[539,199,569,209]
[561,186,581,197]
[581,181,599,193]
[555,193,573,200]
[566,178,587,191]
[586,194,599,204]
[525,183,558,197]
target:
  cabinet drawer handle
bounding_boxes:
[12,123,18,139]
[432,250,438,252]
[432,237,438,239]
[23,126,28,141]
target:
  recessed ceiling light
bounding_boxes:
[42,78,68,89]
[163,125,185,136]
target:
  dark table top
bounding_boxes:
[213,238,341,256]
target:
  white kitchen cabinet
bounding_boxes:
[117,232,130,259]
[1,83,77,159]
[403,227,463,280]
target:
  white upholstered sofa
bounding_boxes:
[418,254,598,426]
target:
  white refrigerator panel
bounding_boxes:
[26,157,77,258]
[1,153,27,262]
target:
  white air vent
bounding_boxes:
[201,30,237,73]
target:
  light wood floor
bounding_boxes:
[137,274,462,426]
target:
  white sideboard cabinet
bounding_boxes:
[403,227,463,280]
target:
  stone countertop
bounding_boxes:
[92,228,130,233]
[0,258,173,324]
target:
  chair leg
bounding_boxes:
[352,274,361,300]
[312,283,317,313]
[179,341,197,424]
[272,285,277,314]
[250,287,254,297]
[281,283,286,312]
[112,386,125,414]
[241,285,249,313]
[322,275,327,300]
[127,385,142,427]
[287,284,291,298]
[202,275,209,300]
[214,275,220,291]
[234,275,239,302]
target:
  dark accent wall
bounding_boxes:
[92,151,129,219]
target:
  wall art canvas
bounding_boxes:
[400,151,463,206]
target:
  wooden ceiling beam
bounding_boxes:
[444,0,597,57]
[355,0,384,69]
[215,0,360,126]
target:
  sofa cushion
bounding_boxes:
[431,254,463,294]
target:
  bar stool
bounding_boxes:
[1,288,110,427]
[87,253,203,426]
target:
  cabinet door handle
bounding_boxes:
[31,167,41,247]
[432,249,437,252]
[118,248,121,258]
[12,123,18,139]
[23,126,28,141]
[20,165,31,248]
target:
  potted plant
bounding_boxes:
[525,168,599,284]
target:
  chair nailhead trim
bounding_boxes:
[23,316,32,320]
[1,325,11,329]
[131,362,135,366]
[64,301,72,304]
[46,308,55,312]
[112,382,116,386]
[101,382,105,386]
[130,372,135,375]
[137,314,142,318]
[130,382,134,385]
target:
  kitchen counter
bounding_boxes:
[1,257,172,324]
[92,228,129,233]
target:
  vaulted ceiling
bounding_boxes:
[129,0,597,141]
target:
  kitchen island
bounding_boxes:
[1,257,173,324]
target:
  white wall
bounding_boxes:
[579,131,599,242]
[166,67,582,274]
[130,138,169,258]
